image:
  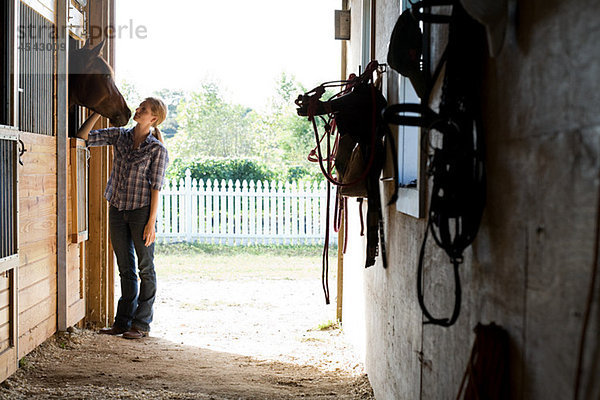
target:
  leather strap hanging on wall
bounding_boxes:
[384,0,487,327]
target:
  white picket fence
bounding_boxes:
[157,169,336,245]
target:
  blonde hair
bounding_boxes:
[144,97,167,143]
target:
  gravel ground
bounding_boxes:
[0,269,374,399]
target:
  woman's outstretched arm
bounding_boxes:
[76,112,101,140]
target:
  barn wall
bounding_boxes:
[12,87,87,364]
[342,0,600,398]
[0,0,116,382]
[11,0,88,361]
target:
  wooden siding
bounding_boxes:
[0,268,16,382]
[0,274,11,353]
[17,132,57,358]
[14,132,87,353]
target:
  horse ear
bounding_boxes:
[90,39,106,57]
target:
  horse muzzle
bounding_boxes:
[110,108,131,127]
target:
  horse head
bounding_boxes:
[69,39,131,126]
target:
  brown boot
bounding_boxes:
[98,326,127,335]
[122,328,148,339]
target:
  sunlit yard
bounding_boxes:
[144,242,363,380]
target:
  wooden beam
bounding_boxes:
[84,0,114,328]
[341,0,348,80]
[107,0,116,327]
[336,0,349,323]
[337,215,344,322]
[56,0,69,332]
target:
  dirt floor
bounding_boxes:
[0,255,375,399]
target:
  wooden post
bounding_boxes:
[85,0,114,328]
[336,0,349,323]
[341,0,348,81]
[337,213,344,322]
[249,181,256,240]
[56,0,69,332]
[191,178,198,240]
[185,169,192,242]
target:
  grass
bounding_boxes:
[154,243,338,281]
[155,242,336,257]
[316,320,340,331]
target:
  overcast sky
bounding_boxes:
[114,0,342,109]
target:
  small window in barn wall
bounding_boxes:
[394,0,426,218]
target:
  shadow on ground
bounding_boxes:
[0,330,374,400]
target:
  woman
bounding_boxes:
[77,97,169,339]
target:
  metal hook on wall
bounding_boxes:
[17,139,26,166]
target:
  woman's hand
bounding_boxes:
[143,221,156,247]
[145,189,160,247]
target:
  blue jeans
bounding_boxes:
[109,205,156,332]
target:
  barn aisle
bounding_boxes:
[0,331,372,399]
[0,260,374,399]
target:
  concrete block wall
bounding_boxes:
[341,0,600,398]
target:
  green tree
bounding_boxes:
[116,81,184,137]
[151,88,185,138]
[118,79,142,129]
[157,75,326,183]
[259,72,318,170]
[168,82,256,160]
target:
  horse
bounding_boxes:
[69,39,131,127]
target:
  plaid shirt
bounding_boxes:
[88,127,169,211]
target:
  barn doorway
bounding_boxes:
[108,0,363,387]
